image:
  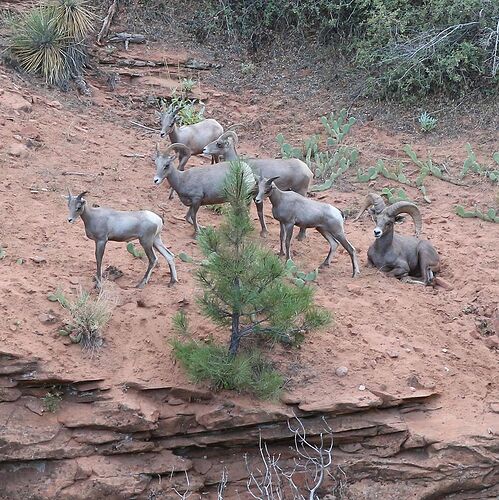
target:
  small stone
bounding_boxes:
[484,337,498,349]
[69,277,79,285]
[7,143,29,158]
[47,100,62,109]
[38,313,56,324]
[358,384,366,391]
[31,256,46,264]
[442,348,448,353]
[409,386,416,392]
[386,350,399,358]
[335,366,348,377]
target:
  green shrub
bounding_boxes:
[7,0,94,86]
[53,288,112,353]
[171,340,283,400]
[185,0,499,99]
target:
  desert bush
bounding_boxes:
[184,0,499,99]
[42,386,63,412]
[7,0,94,87]
[50,287,112,354]
[171,340,283,400]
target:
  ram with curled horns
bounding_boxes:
[354,193,440,285]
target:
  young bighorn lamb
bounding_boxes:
[354,193,440,285]
[255,176,360,277]
[65,191,177,288]
[203,131,313,239]
[154,143,255,235]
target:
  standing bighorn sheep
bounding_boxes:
[156,105,223,164]
[203,131,313,239]
[153,143,255,235]
[255,176,360,276]
[354,193,440,285]
[65,190,177,288]
[156,105,224,200]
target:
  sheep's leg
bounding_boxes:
[255,201,268,238]
[185,207,194,225]
[284,222,294,260]
[137,240,158,288]
[296,227,307,241]
[153,236,178,285]
[316,229,339,268]
[190,202,202,236]
[168,186,176,201]
[279,223,286,256]
[383,266,410,280]
[333,232,360,277]
[94,239,107,289]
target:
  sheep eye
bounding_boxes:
[216,142,222,148]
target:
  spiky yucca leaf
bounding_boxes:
[9,7,69,85]
[48,0,95,41]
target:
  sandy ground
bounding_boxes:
[0,36,498,452]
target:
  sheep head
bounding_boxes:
[156,105,182,138]
[374,201,422,239]
[154,143,192,185]
[203,130,238,157]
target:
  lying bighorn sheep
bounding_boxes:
[65,190,177,288]
[203,131,313,239]
[156,105,223,164]
[255,176,360,276]
[354,193,440,285]
[154,143,255,235]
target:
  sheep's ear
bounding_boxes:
[394,215,406,223]
[155,110,162,120]
[155,143,160,154]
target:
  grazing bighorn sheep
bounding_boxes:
[65,190,177,288]
[203,131,313,239]
[354,193,440,285]
[255,176,360,277]
[154,143,255,235]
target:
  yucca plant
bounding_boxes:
[48,0,95,41]
[9,7,69,85]
[7,0,93,86]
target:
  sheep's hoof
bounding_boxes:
[297,232,306,241]
[319,262,330,269]
[352,270,361,278]
[168,279,178,287]
[260,230,268,238]
[136,281,146,289]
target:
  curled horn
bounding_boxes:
[217,130,238,145]
[353,193,386,222]
[384,201,422,236]
[77,191,88,200]
[266,175,280,185]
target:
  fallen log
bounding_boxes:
[108,32,147,50]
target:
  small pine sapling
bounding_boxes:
[195,161,330,355]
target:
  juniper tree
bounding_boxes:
[196,161,330,356]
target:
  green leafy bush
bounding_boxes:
[187,0,499,99]
[171,340,283,400]
[7,0,94,86]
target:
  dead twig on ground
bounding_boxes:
[130,120,159,133]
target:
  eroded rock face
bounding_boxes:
[0,350,497,499]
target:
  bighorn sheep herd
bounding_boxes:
[66,103,443,289]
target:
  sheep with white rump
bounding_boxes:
[354,193,440,285]
[65,190,177,289]
[254,176,360,277]
[203,130,313,239]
